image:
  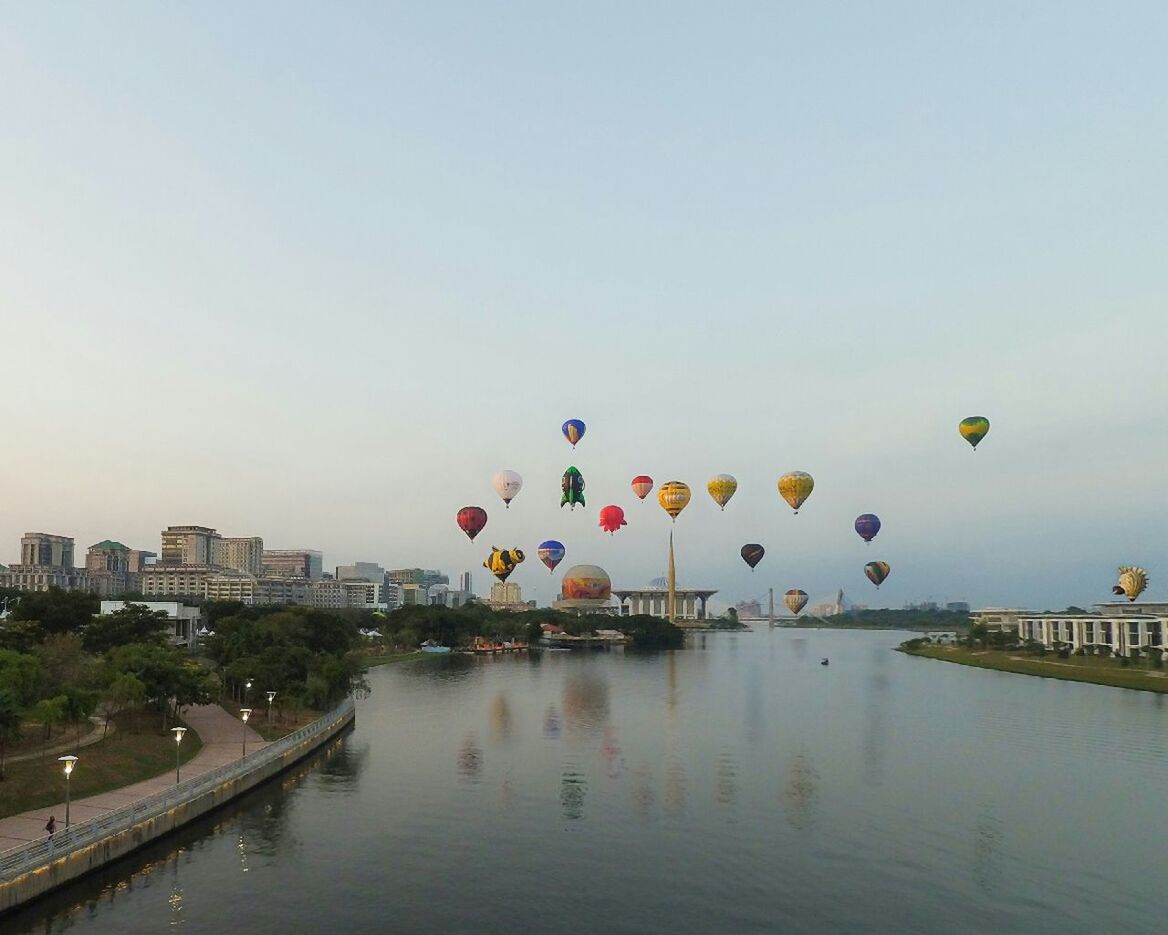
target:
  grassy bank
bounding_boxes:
[899,643,1168,693]
[363,651,423,667]
[0,712,203,818]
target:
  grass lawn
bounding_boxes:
[363,651,422,667]
[0,712,203,818]
[218,699,324,742]
[900,643,1168,693]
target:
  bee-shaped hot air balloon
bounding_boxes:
[456,506,488,542]
[562,419,586,447]
[657,481,691,521]
[484,546,525,583]
[854,514,881,544]
[864,561,890,588]
[598,505,627,535]
[741,544,765,570]
[707,474,738,511]
[537,540,565,573]
[561,466,586,510]
[959,416,990,450]
[778,472,814,514]
[784,589,808,615]
[1113,566,1148,602]
[631,475,654,501]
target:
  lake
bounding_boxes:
[8,628,1167,934]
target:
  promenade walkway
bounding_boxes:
[0,705,266,851]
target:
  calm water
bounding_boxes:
[9,629,1168,934]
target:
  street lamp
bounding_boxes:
[58,755,78,829]
[240,709,252,757]
[266,691,276,725]
[171,727,187,784]
[244,679,253,704]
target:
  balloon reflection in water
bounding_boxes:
[601,726,624,778]
[458,732,482,780]
[561,767,587,820]
[716,752,738,807]
[542,704,562,739]
[784,753,820,830]
[488,693,512,742]
[561,674,609,733]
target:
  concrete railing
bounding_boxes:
[0,697,354,885]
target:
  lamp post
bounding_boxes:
[240,709,252,757]
[171,726,187,784]
[58,755,78,829]
[244,679,253,705]
[266,691,276,725]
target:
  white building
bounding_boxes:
[1018,611,1166,656]
[99,600,203,649]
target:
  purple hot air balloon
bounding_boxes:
[854,513,881,544]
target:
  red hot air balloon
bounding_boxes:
[456,506,488,542]
[631,475,653,501]
[598,505,627,535]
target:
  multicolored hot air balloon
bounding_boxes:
[1113,566,1148,602]
[456,506,488,542]
[657,481,691,521]
[561,466,586,510]
[778,472,814,514]
[492,470,523,508]
[784,589,808,615]
[864,561,890,588]
[562,419,586,448]
[598,505,627,535]
[740,543,765,570]
[537,540,565,574]
[959,416,990,450]
[631,475,654,501]
[484,546,525,583]
[854,513,881,544]
[707,474,738,511]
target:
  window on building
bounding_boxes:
[1102,622,1113,644]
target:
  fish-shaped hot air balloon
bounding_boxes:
[784,589,808,615]
[864,561,890,588]
[854,514,881,544]
[631,475,654,501]
[707,474,738,511]
[657,481,691,521]
[598,505,627,535]
[741,544,765,570]
[562,419,586,447]
[778,472,814,514]
[484,546,525,583]
[456,506,488,542]
[561,466,586,510]
[1113,566,1148,602]
[959,416,990,450]
[493,470,523,508]
[537,540,565,573]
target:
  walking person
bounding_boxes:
[45,815,56,837]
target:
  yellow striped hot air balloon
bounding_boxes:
[706,474,738,511]
[1113,566,1147,602]
[778,471,814,514]
[657,481,691,521]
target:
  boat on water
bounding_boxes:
[420,640,452,654]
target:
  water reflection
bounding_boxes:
[543,704,562,739]
[972,803,1004,892]
[561,766,587,820]
[716,751,738,808]
[458,731,482,782]
[862,647,890,787]
[664,759,686,817]
[167,851,184,928]
[489,692,513,743]
[745,663,765,745]
[784,752,819,830]
[631,768,655,820]
[562,673,609,734]
[601,726,624,779]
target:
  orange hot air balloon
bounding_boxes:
[657,481,691,521]
[598,505,627,535]
[631,475,654,500]
[778,472,814,513]
[784,589,808,615]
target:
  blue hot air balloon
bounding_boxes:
[562,419,586,447]
[854,514,881,544]
[538,540,566,573]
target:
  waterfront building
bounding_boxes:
[262,549,324,579]
[160,526,221,565]
[969,608,1028,632]
[1017,612,1166,656]
[215,537,264,575]
[0,532,90,592]
[612,585,717,622]
[98,600,203,649]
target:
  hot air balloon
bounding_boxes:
[1113,566,1148,602]
[778,472,814,513]
[484,546,525,583]
[707,474,738,511]
[784,589,808,615]
[598,505,627,535]
[854,513,881,544]
[657,481,691,521]
[959,416,990,450]
[562,419,586,447]
[740,544,765,570]
[561,466,586,510]
[537,540,565,573]
[864,561,890,588]
[456,506,488,542]
[493,470,523,508]
[631,475,654,501]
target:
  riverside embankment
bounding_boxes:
[0,697,354,915]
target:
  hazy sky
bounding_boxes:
[2,3,1166,611]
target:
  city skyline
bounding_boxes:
[2,4,1165,609]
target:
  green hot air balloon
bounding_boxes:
[959,416,990,450]
[561,466,586,510]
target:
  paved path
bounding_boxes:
[0,705,267,851]
[5,717,115,767]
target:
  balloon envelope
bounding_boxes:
[456,506,488,542]
[631,475,654,501]
[484,546,525,583]
[864,561,890,588]
[854,513,881,543]
[707,474,738,510]
[493,470,523,508]
[959,416,990,449]
[562,419,586,447]
[537,540,566,573]
[778,472,814,513]
[561,466,586,510]
[1113,566,1147,602]
[598,505,627,534]
[741,543,765,570]
[784,589,808,614]
[657,481,691,521]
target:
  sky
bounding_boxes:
[1,2,1166,612]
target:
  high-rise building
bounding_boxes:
[262,550,323,579]
[161,526,221,565]
[388,568,449,589]
[459,571,473,595]
[0,532,89,592]
[21,533,74,569]
[489,582,523,606]
[337,562,385,583]
[215,537,264,575]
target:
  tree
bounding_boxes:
[0,650,43,707]
[35,633,92,696]
[83,604,170,654]
[0,689,22,780]
[61,687,99,746]
[105,672,146,735]
[10,587,99,635]
[31,695,67,755]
